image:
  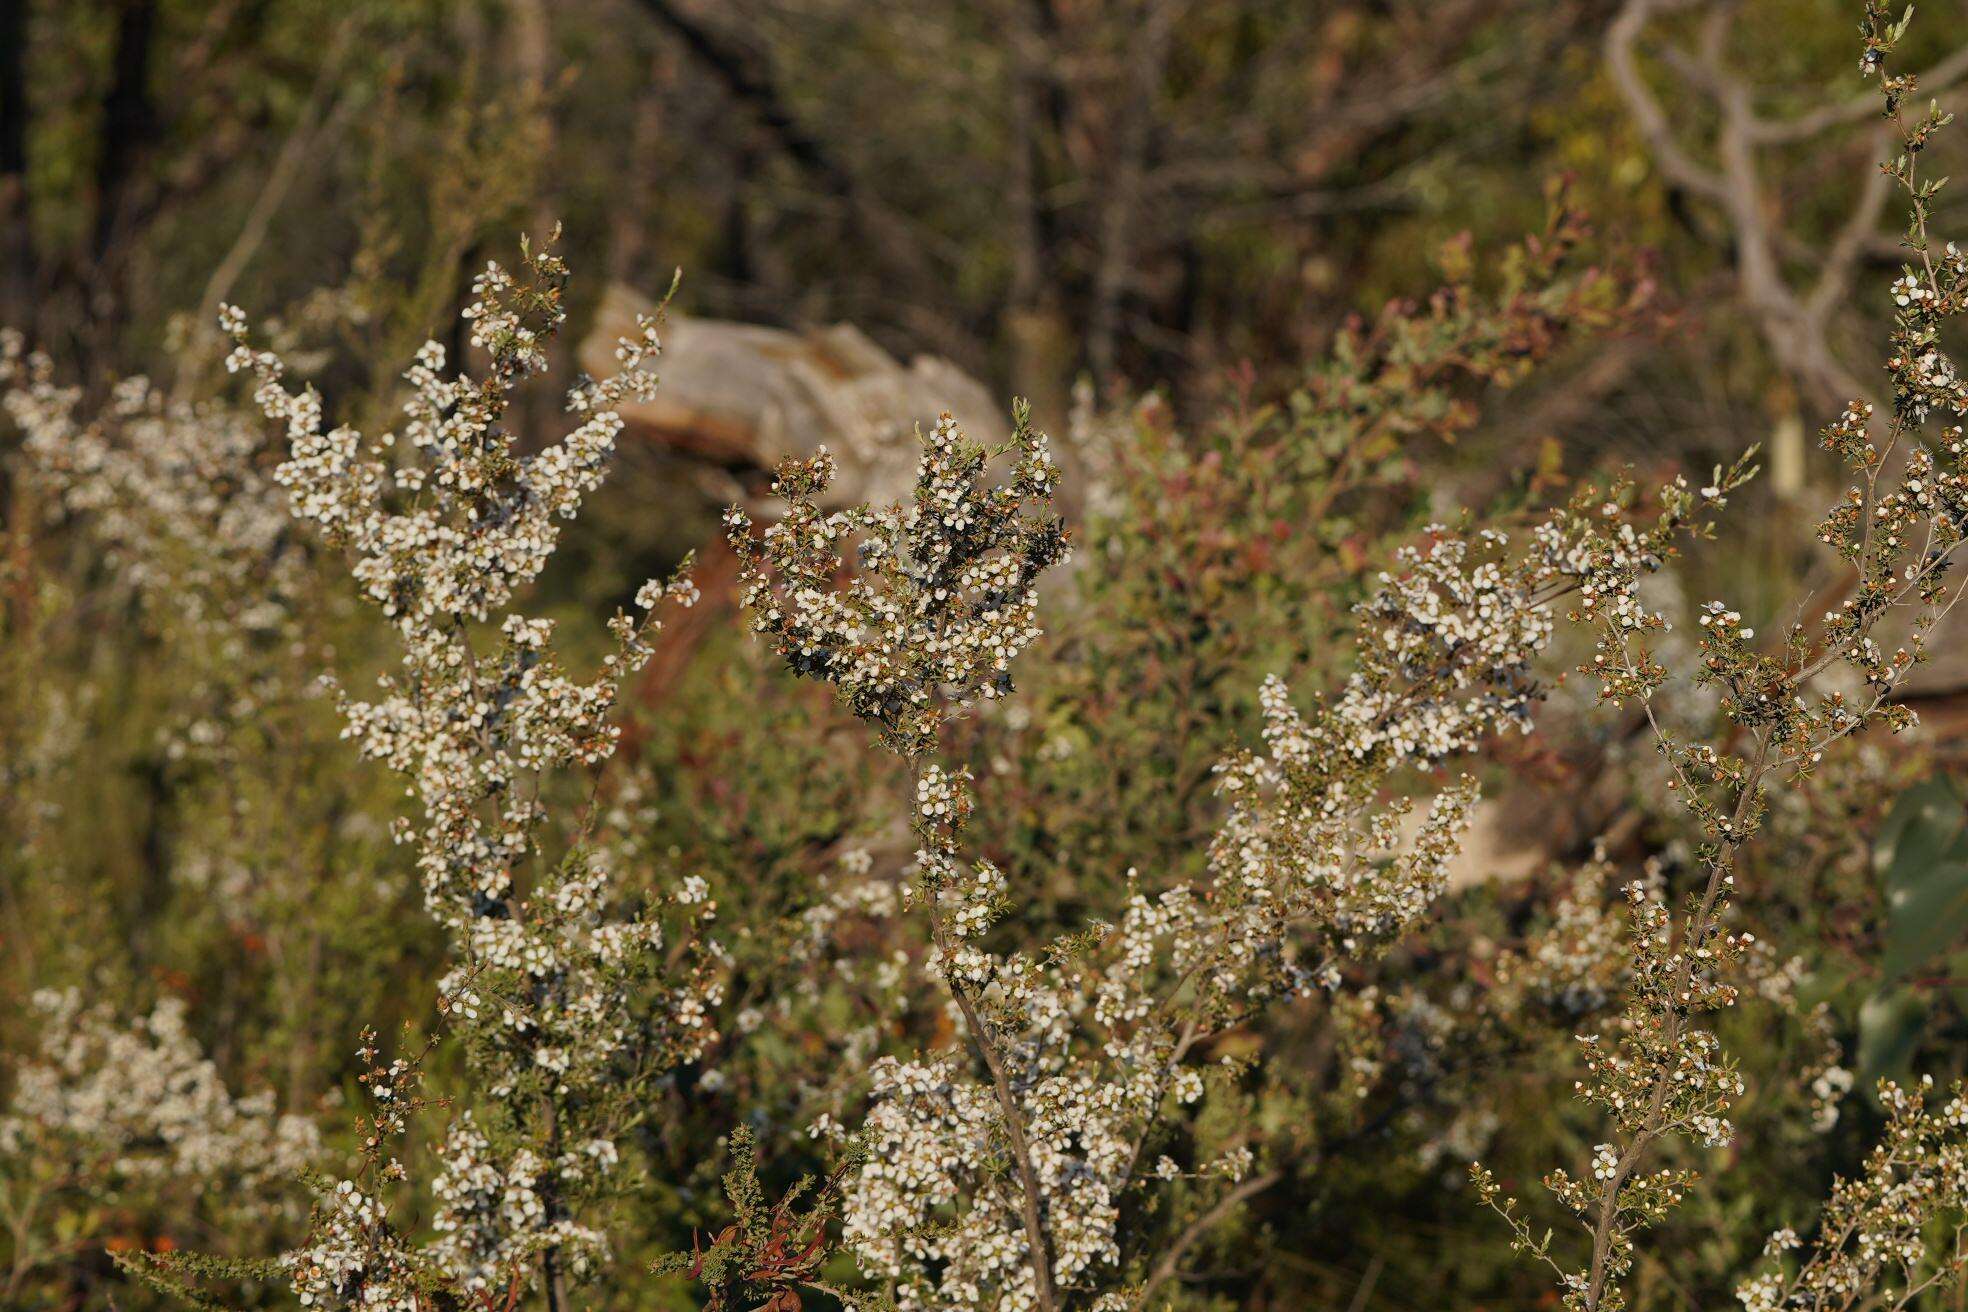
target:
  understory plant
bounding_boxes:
[1477,7,1968,1309]
[209,240,732,1311]
[712,350,1771,1311]
[3,7,1968,1311]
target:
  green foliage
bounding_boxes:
[1860,774,1968,1083]
[9,5,1968,1309]
[652,1127,883,1312]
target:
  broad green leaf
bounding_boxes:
[1881,860,1968,983]
[1874,775,1967,893]
[1858,988,1928,1084]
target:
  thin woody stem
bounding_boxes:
[914,759,1062,1312]
[1130,1169,1284,1310]
[1581,718,1770,1309]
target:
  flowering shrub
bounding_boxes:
[1473,8,1968,1309]
[4,7,1968,1310]
[0,990,318,1300]
[207,237,733,1310]
[2,989,318,1192]
[718,389,1749,1310]
[1735,1073,1968,1311]
[994,195,1652,916]
[0,304,412,1309]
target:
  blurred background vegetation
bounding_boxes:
[9,0,1968,1308]
[14,0,1966,607]
[0,0,1944,402]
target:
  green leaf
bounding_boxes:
[1874,775,1967,893]
[1858,987,1928,1084]
[1881,860,1968,983]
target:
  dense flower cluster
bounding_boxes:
[0,989,318,1193]
[728,400,1738,1310]
[1491,851,1630,1017]
[221,239,725,1307]
[1,329,300,624]
[284,1032,440,1312]
[222,259,694,930]
[1334,529,1554,763]
[726,403,1070,757]
[428,1113,609,1296]
[0,325,314,785]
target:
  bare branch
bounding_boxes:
[1605,0,1730,205]
[1751,41,1968,143]
[1607,0,1873,409]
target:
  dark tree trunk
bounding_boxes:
[91,0,157,266]
[0,0,33,328]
